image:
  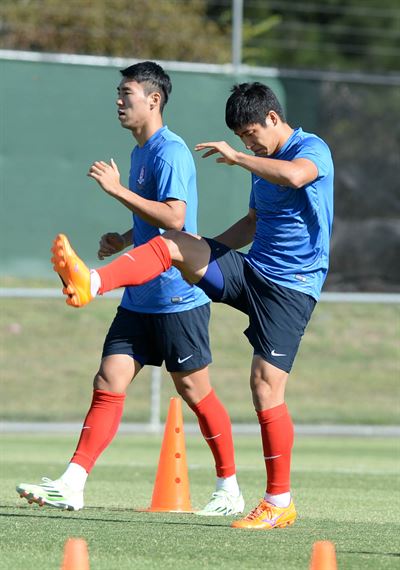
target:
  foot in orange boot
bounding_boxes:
[231,499,296,530]
[51,234,92,308]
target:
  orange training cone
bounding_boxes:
[310,541,337,570]
[145,397,193,512]
[61,538,90,570]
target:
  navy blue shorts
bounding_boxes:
[102,303,212,373]
[197,239,316,373]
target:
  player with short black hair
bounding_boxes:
[225,82,285,130]
[16,62,244,517]
[120,61,172,111]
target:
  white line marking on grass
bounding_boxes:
[2,289,400,304]
[1,422,400,437]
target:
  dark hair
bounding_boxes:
[225,82,285,130]
[120,61,172,112]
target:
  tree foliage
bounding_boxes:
[239,0,400,73]
[207,0,400,73]
[1,0,399,72]
[0,0,231,63]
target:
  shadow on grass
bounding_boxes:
[338,550,400,558]
[0,504,231,529]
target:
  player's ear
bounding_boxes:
[267,111,279,127]
[149,91,161,110]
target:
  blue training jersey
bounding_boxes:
[121,126,209,313]
[246,127,334,301]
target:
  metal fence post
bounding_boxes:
[232,0,243,73]
[150,366,162,432]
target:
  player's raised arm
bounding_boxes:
[195,141,240,166]
[195,142,318,189]
[88,158,186,231]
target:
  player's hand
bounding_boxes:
[194,141,239,166]
[88,159,121,196]
[98,232,125,260]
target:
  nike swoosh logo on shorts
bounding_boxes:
[177,354,193,364]
[271,349,287,357]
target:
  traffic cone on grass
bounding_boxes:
[61,538,90,570]
[310,540,337,569]
[145,397,193,512]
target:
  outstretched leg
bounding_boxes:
[51,231,212,307]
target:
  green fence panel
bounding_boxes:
[0,59,284,276]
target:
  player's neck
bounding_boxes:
[132,117,164,147]
[275,124,294,153]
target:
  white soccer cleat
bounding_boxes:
[16,477,84,511]
[195,489,245,516]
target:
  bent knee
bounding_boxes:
[251,372,287,410]
[93,371,130,394]
[93,356,137,392]
[174,377,194,400]
[93,371,114,391]
[162,230,184,260]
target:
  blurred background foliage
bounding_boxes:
[1,0,399,73]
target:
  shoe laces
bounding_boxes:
[243,499,272,521]
[40,477,65,490]
[209,490,230,504]
[41,477,55,486]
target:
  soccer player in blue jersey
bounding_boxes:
[43,81,333,529]
[16,62,244,516]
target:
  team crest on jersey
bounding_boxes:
[137,166,145,185]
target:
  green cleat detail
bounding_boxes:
[16,477,84,511]
[195,490,245,517]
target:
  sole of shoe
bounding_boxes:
[50,234,88,308]
[231,518,296,530]
[17,488,80,511]
[195,510,244,517]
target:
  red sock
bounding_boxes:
[257,403,294,494]
[70,389,126,473]
[190,389,236,478]
[97,235,172,294]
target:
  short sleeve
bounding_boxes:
[154,141,193,203]
[296,137,332,178]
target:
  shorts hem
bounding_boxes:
[253,350,292,374]
[165,358,212,374]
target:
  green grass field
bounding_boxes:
[1,296,399,424]
[1,433,399,569]
[0,298,400,424]
[1,290,399,568]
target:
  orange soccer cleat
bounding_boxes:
[231,498,296,530]
[51,234,92,308]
